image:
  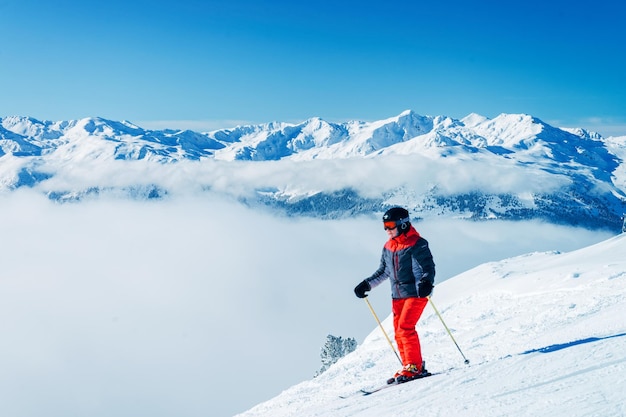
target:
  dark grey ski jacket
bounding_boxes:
[365,226,435,299]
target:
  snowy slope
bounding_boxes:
[237,234,626,417]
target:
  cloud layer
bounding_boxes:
[0,192,613,416]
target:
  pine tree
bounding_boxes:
[315,334,357,376]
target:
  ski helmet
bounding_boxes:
[382,207,411,232]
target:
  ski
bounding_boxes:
[360,371,433,396]
[340,371,436,398]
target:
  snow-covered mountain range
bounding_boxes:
[1,111,625,230]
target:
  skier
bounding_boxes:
[354,207,435,383]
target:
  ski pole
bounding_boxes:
[427,296,470,364]
[364,297,403,366]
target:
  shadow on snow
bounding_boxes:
[521,332,626,355]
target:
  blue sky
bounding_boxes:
[1,0,625,136]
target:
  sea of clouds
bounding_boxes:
[0,189,613,416]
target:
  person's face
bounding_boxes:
[384,221,399,238]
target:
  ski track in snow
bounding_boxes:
[237,235,626,417]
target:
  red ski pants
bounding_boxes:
[392,297,428,367]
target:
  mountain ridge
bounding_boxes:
[1,111,625,230]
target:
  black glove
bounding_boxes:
[354,280,371,298]
[417,279,433,298]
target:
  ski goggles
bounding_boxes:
[383,221,398,230]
